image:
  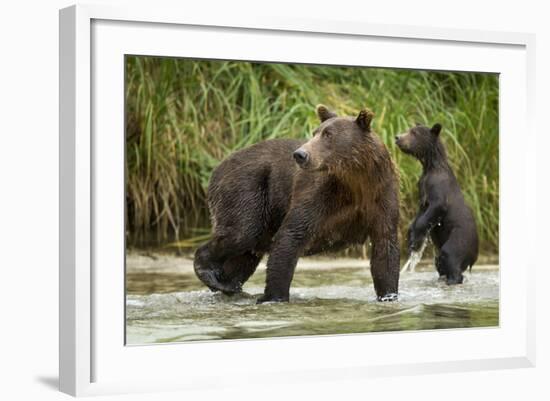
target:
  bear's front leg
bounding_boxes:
[409,203,445,253]
[406,222,421,252]
[257,211,312,304]
[370,228,400,302]
[257,231,305,303]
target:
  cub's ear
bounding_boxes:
[356,109,375,132]
[316,104,337,122]
[431,123,442,136]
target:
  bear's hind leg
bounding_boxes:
[220,252,264,293]
[434,253,447,280]
[194,227,265,294]
[437,248,464,285]
[193,242,230,293]
[193,236,251,294]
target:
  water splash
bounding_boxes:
[401,237,428,273]
[126,262,499,344]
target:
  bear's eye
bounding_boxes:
[322,129,333,139]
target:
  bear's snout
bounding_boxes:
[395,134,407,149]
[293,149,310,166]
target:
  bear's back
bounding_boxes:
[207,139,305,235]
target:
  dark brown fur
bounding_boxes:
[395,123,479,284]
[194,105,401,302]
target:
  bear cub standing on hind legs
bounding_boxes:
[395,123,479,284]
[194,105,401,303]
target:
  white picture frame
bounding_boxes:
[59,3,536,397]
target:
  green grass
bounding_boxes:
[125,56,499,255]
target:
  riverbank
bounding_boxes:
[126,250,499,275]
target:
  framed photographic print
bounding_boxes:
[59,3,536,397]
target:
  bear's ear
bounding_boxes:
[356,109,375,132]
[316,104,337,122]
[431,123,442,136]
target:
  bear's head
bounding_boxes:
[293,105,375,173]
[395,123,442,159]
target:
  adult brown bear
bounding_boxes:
[194,105,400,303]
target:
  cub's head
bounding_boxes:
[293,105,375,172]
[395,123,442,159]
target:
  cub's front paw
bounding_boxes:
[377,293,398,302]
[256,293,289,304]
[408,238,424,253]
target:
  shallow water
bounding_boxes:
[126,257,499,344]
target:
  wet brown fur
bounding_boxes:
[194,105,401,302]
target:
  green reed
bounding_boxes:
[125,56,499,255]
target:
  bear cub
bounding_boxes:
[194,105,401,303]
[395,123,478,284]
